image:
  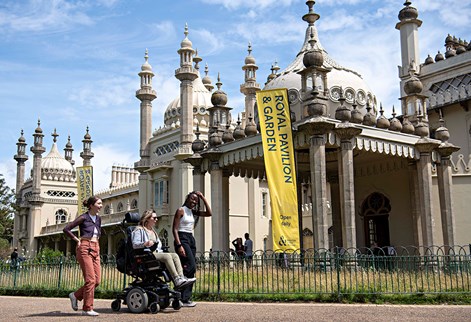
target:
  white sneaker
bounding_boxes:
[174,276,195,289]
[82,310,99,316]
[181,300,197,307]
[69,292,78,311]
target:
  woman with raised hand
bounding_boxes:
[172,191,212,307]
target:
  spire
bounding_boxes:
[80,126,94,166]
[194,48,202,71]
[64,135,74,165]
[202,63,214,92]
[52,128,58,143]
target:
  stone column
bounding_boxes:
[328,175,342,248]
[436,144,460,248]
[191,160,206,251]
[415,139,439,247]
[298,119,334,250]
[66,239,72,257]
[334,124,362,250]
[408,161,422,247]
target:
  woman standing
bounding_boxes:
[131,209,196,289]
[172,191,212,307]
[63,196,103,316]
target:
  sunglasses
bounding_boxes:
[151,216,158,220]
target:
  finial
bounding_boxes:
[52,128,58,143]
[248,42,252,55]
[404,1,411,6]
[205,63,209,76]
[184,23,189,37]
[216,72,222,90]
[379,103,384,115]
[392,105,396,117]
[144,48,149,62]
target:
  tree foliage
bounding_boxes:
[0,174,16,258]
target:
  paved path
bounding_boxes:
[0,296,470,321]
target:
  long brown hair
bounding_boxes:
[139,209,156,227]
[83,196,100,210]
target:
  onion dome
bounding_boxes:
[445,34,453,43]
[164,74,212,126]
[398,1,419,21]
[244,115,258,136]
[424,54,434,65]
[414,114,429,138]
[376,104,390,129]
[41,131,75,182]
[303,32,323,68]
[202,63,213,90]
[18,129,26,143]
[211,74,228,107]
[350,100,363,124]
[334,89,351,122]
[435,117,450,143]
[209,130,222,147]
[192,125,205,153]
[456,46,466,55]
[362,103,377,126]
[180,23,192,49]
[222,124,234,143]
[244,42,256,65]
[141,49,152,72]
[35,120,43,134]
[404,65,423,95]
[388,106,402,132]
[435,51,444,62]
[401,115,415,134]
[445,48,456,58]
[233,115,246,140]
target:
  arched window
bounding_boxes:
[117,202,123,212]
[55,209,68,224]
[131,199,138,209]
[360,192,391,248]
[159,228,169,249]
[104,205,110,215]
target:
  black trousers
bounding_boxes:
[176,232,196,302]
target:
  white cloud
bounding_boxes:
[0,0,94,34]
[68,76,136,109]
[200,0,297,10]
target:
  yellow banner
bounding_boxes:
[76,166,94,215]
[256,88,300,252]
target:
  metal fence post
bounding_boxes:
[217,251,221,299]
[58,256,64,289]
[335,247,341,301]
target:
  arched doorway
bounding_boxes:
[360,192,391,248]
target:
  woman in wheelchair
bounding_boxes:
[131,209,196,289]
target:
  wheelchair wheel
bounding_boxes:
[126,288,148,313]
[111,299,121,312]
[149,302,160,314]
[172,299,182,310]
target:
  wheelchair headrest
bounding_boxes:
[124,212,141,224]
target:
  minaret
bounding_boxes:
[80,127,94,166]
[202,63,214,92]
[14,130,28,198]
[13,130,28,249]
[64,135,75,166]
[135,49,157,171]
[396,1,422,78]
[30,120,45,199]
[240,42,261,120]
[175,24,198,158]
[28,119,46,252]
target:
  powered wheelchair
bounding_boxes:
[111,212,182,314]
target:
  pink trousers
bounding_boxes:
[75,240,101,311]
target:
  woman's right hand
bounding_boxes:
[177,246,186,257]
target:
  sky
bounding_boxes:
[1,0,470,192]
